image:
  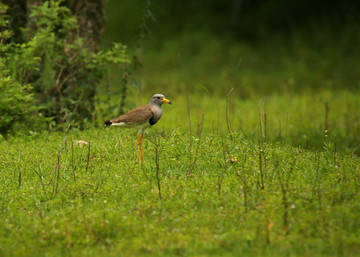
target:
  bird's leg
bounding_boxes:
[140,131,145,162]
[136,133,142,163]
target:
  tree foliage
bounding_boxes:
[0,0,129,136]
[0,3,37,136]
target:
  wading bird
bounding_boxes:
[104,94,171,163]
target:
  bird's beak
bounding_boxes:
[162,98,171,104]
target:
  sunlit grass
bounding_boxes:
[0,125,359,256]
[97,89,360,155]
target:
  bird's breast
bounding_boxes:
[149,106,163,125]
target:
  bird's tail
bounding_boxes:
[104,120,113,126]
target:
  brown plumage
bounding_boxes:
[109,105,154,125]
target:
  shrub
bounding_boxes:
[0,1,130,135]
[0,3,38,136]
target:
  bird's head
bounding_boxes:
[151,94,171,105]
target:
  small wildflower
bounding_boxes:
[324,130,329,137]
[229,157,238,164]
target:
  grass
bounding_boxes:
[1,113,360,256]
[98,26,360,153]
[2,16,360,256]
[97,90,360,155]
[134,26,360,96]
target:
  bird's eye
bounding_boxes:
[157,97,161,100]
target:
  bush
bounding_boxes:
[0,1,130,135]
[0,3,38,136]
[0,74,34,136]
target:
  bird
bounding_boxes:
[104,94,171,163]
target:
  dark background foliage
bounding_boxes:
[103,0,360,43]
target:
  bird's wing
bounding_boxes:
[110,105,154,125]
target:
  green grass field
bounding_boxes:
[1,90,360,256]
[1,16,360,256]
[1,1,360,256]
